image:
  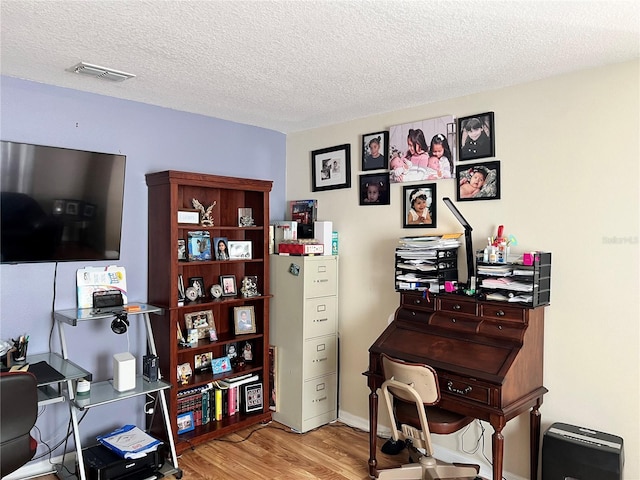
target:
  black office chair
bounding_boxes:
[0,371,39,478]
[378,354,480,480]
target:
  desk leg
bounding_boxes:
[491,422,505,480]
[67,379,86,480]
[530,403,542,480]
[368,390,378,478]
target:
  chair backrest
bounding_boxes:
[0,371,39,477]
[381,353,440,405]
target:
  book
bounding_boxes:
[290,199,317,239]
[97,425,161,459]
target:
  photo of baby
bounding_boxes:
[455,161,501,201]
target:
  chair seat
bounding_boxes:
[395,400,474,435]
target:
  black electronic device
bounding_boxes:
[0,140,126,264]
[82,444,163,480]
[542,422,624,480]
[442,197,474,289]
[93,290,124,309]
[110,313,129,335]
[143,355,158,382]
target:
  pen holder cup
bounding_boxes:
[11,342,28,363]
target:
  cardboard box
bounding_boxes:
[278,243,324,255]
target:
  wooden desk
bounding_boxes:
[364,293,547,480]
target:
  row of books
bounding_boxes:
[177,374,261,432]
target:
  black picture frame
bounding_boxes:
[177,238,186,261]
[220,275,237,296]
[188,276,206,298]
[402,183,437,228]
[457,112,495,161]
[359,173,390,206]
[243,382,263,413]
[311,144,351,192]
[361,131,389,171]
[455,161,501,201]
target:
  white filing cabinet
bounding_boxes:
[270,254,338,432]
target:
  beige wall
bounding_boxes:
[286,60,639,478]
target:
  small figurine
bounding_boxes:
[192,198,216,227]
[240,276,259,297]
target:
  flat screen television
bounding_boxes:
[1,141,126,264]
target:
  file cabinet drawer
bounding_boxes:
[303,335,337,379]
[304,296,337,338]
[303,373,337,420]
[304,258,337,298]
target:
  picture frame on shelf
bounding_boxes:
[177,239,186,261]
[311,143,351,192]
[359,172,390,206]
[362,131,389,171]
[238,207,255,227]
[243,382,263,413]
[233,306,256,335]
[220,275,237,296]
[455,160,501,201]
[177,412,195,434]
[213,237,229,261]
[177,209,200,225]
[194,351,213,373]
[458,112,495,161]
[241,340,254,363]
[225,342,238,360]
[240,275,259,297]
[211,355,232,375]
[187,230,212,261]
[228,240,252,259]
[188,277,206,298]
[177,362,192,385]
[403,183,437,228]
[184,309,214,339]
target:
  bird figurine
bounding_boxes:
[192,198,216,227]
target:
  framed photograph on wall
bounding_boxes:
[362,131,389,171]
[455,161,501,201]
[458,112,495,161]
[402,183,437,228]
[311,144,351,192]
[359,173,390,206]
[389,115,456,183]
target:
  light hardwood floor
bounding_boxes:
[37,421,410,480]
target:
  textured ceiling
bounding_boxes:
[1,1,639,134]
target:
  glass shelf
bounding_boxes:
[74,376,171,410]
[54,303,164,326]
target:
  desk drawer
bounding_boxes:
[480,304,525,323]
[438,373,494,407]
[401,293,436,312]
[439,297,477,315]
[429,313,480,334]
[478,320,525,342]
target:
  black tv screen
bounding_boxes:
[1,141,126,264]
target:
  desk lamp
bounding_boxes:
[442,197,475,292]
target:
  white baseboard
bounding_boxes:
[338,410,527,480]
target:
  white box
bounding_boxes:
[314,221,333,256]
[113,352,136,391]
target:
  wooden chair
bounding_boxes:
[377,354,480,480]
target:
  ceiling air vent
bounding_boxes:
[67,62,135,82]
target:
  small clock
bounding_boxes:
[185,286,198,302]
[210,284,223,299]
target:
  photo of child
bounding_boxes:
[455,161,501,201]
[359,173,390,205]
[403,184,437,228]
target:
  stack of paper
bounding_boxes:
[97,425,162,459]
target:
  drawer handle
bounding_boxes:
[497,325,503,330]
[413,299,422,305]
[315,279,328,283]
[314,357,327,362]
[313,396,327,403]
[447,381,472,396]
[453,304,461,311]
[314,318,328,323]
[451,318,457,323]
[411,311,416,316]
[495,310,505,317]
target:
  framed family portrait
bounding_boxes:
[184,309,214,339]
[389,115,456,183]
[455,161,501,201]
[362,131,389,171]
[403,183,437,228]
[359,173,390,206]
[220,275,237,296]
[458,112,495,161]
[233,306,256,335]
[311,144,351,192]
[228,240,252,259]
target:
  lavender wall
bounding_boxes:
[0,76,286,456]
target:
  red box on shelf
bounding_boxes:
[278,243,324,255]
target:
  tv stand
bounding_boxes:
[53,304,181,480]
